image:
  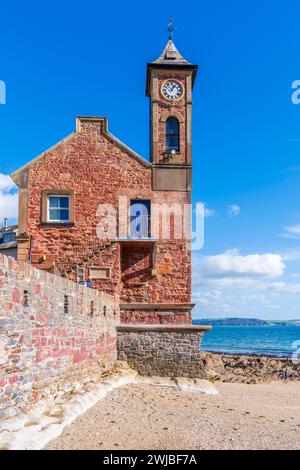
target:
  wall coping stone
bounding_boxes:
[117,324,212,333]
[120,303,195,311]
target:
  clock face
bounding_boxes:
[161,80,184,100]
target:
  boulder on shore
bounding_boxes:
[201,353,300,384]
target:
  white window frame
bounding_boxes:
[77,266,85,284]
[47,195,70,223]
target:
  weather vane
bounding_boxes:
[167,17,176,39]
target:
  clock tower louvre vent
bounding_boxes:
[165,50,177,60]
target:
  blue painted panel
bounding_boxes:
[130,200,151,238]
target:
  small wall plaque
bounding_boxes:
[89,267,111,280]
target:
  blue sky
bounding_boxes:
[0,0,300,319]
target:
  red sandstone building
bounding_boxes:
[11,38,198,325]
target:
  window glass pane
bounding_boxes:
[166,118,179,151]
[171,136,178,148]
[59,197,69,208]
[49,209,60,220]
[166,135,179,151]
[130,200,151,238]
[49,197,59,208]
[48,195,70,222]
[60,210,69,221]
[166,118,179,135]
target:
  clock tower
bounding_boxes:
[146,37,198,191]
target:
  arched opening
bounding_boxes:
[165,117,179,152]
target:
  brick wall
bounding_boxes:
[120,306,192,325]
[117,325,212,378]
[0,254,119,422]
[156,72,188,165]
[18,117,191,311]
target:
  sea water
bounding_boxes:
[200,325,300,357]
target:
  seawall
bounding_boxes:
[0,254,119,423]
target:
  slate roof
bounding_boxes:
[145,39,198,96]
[151,38,191,65]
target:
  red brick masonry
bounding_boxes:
[120,304,193,324]
[11,116,193,324]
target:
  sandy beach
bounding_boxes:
[44,381,300,450]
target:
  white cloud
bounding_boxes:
[197,202,216,218]
[192,249,300,325]
[0,173,16,193]
[227,204,240,216]
[269,282,300,294]
[194,250,285,280]
[0,173,18,222]
[192,249,300,319]
[281,223,300,239]
[192,290,222,304]
[204,207,216,217]
[194,276,264,290]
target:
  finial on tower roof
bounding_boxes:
[149,18,190,65]
[146,20,198,96]
[167,17,176,39]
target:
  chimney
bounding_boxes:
[4,218,8,230]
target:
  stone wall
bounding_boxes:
[0,254,119,423]
[117,325,211,378]
[120,304,192,325]
[117,325,300,383]
[12,116,192,311]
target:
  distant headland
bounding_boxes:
[193,318,300,326]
